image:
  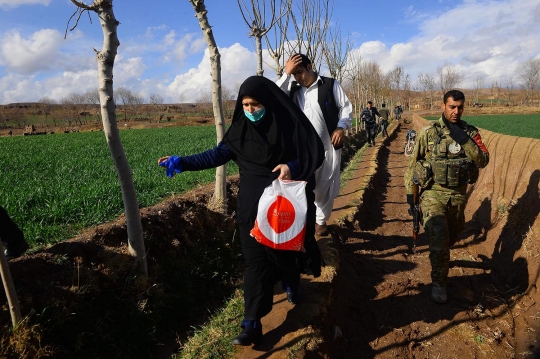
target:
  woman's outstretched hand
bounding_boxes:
[158,156,170,166]
[158,156,183,178]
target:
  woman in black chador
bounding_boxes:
[158,76,324,345]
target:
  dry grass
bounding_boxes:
[0,317,55,358]
[523,227,540,260]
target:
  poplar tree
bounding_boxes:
[188,0,228,213]
[68,0,148,277]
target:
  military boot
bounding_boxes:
[431,283,447,304]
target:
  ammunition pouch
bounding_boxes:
[413,160,433,188]
[432,158,478,186]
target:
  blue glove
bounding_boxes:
[160,156,183,178]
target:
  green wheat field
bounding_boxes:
[0,126,238,246]
[424,114,540,139]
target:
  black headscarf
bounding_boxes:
[222,76,324,226]
[223,76,323,181]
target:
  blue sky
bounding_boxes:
[0,0,539,104]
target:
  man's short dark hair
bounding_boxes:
[367,100,373,105]
[294,53,312,69]
[444,90,465,103]
[382,103,386,107]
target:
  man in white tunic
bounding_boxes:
[277,53,352,236]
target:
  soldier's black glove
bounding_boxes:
[443,117,469,145]
[406,194,415,216]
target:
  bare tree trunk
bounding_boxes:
[0,245,22,329]
[190,0,227,213]
[264,0,290,78]
[255,36,264,76]
[70,0,147,276]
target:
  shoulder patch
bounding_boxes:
[467,124,479,136]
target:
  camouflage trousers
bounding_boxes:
[420,192,466,286]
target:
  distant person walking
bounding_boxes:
[379,103,390,138]
[404,90,489,304]
[360,101,381,146]
[393,105,401,120]
[277,53,352,236]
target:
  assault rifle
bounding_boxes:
[412,179,420,253]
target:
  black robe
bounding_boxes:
[223,75,325,277]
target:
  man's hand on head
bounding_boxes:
[285,54,302,75]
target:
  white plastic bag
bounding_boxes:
[250,179,307,251]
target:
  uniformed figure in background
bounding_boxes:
[379,103,390,138]
[404,90,489,303]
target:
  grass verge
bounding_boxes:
[175,290,244,359]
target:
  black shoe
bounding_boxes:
[4,241,29,260]
[287,291,300,304]
[231,326,262,346]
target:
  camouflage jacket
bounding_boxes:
[404,117,489,196]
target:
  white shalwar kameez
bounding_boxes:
[277,73,353,225]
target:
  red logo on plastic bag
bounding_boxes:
[267,196,295,233]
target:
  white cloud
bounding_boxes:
[167,33,202,64]
[121,29,206,70]
[41,69,99,100]
[0,69,99,104]
[0,0,49,9]
[114,56,147,85]
[167,43,260,102]
[351,0,540,88]
[0,73,36,103]
[0,29,64,74]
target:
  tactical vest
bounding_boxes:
[415,121,479,188]
[290,76,340,135]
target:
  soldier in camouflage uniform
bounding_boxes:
[404,90,489,303]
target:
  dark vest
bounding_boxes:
[290,76,340,135]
